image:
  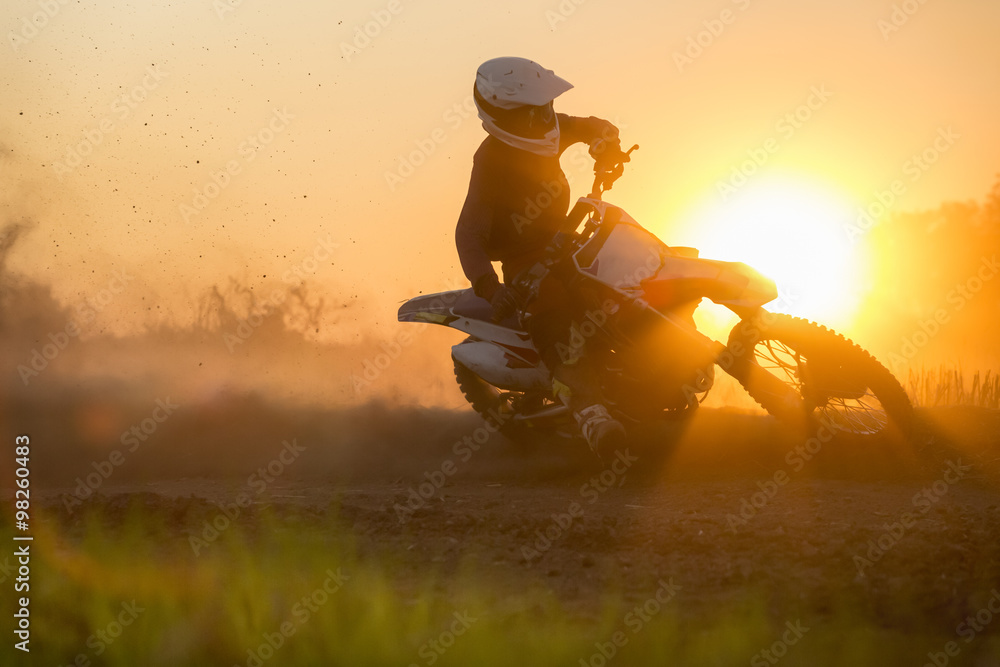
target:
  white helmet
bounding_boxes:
[473,57,573,156]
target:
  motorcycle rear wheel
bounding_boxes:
[452,357,568,442]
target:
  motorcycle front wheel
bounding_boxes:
[726,313,914,438]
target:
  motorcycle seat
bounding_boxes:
[452,289,520,328]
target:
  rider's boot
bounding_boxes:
[574,403,626,462]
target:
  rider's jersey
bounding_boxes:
[455,114,612,297]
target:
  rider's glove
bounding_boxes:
[588,118,621,160]
[588,136,622,162]
[475,275,521,322]
[489,285,521,322]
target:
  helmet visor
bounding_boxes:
[474,85,557,140]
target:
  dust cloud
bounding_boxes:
[2,178,999,489]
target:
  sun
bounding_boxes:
[670,175,869,333]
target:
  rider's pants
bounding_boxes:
[520,273,603,411]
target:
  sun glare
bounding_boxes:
[671,175,869,333]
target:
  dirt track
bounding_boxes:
[29,402,1000,644]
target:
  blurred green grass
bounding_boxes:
[6,496,997,667]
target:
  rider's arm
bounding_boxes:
[455,158,503,301]
[558,114,620,148]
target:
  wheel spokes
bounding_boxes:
[753,338,891,435]
[819,393,888,435]
[754,340,805,390]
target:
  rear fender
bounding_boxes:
[452,340,550,391]
[398,290,541,367]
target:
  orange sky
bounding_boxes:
[3,0,999,343]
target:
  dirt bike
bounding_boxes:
[398,143,914,443]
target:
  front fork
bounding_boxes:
[715,310,803,418]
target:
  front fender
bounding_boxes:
[642,257,777,310]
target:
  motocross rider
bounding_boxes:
[455,56,627,459]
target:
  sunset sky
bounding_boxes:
[3,0,999,343]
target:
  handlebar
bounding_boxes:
[512,139,638,307]
[557,139,637,240]
[589,142,639,199]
